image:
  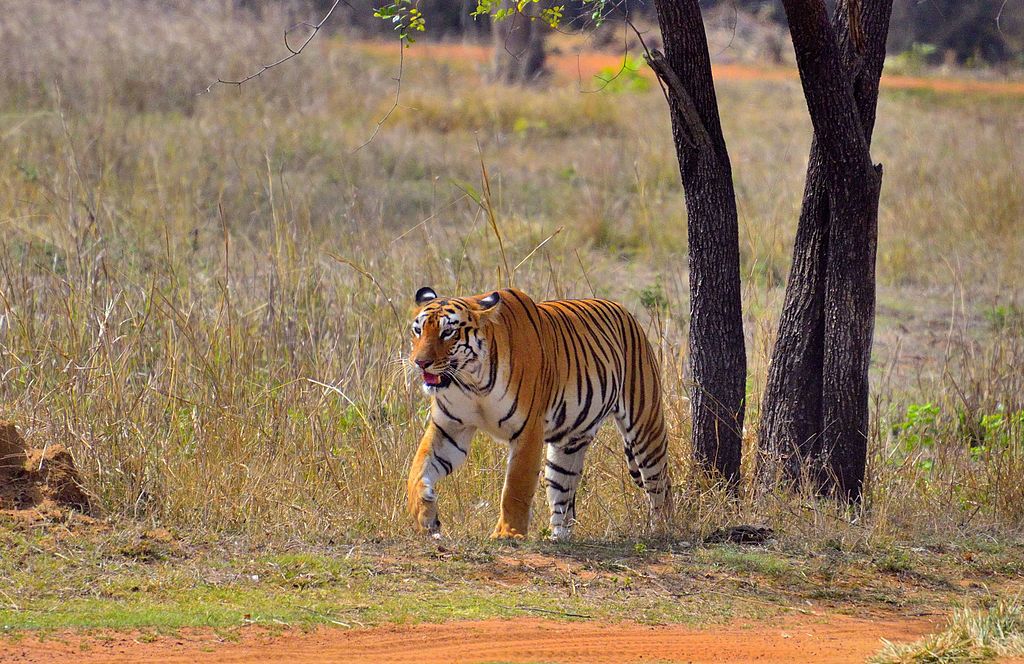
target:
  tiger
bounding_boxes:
[406,286,672,540]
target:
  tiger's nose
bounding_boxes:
[415,359,431,369]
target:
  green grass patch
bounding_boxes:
[699,546,794,579]
[4,526,1018,634]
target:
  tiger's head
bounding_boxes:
[409,286,501,393]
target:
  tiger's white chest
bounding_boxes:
[433,386,519,440]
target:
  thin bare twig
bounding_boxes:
[711,0,740,59]
[513,226,564,273]
[574,249,597,298]
[475,141,512,289]
[391,193,470,244]
[355,40,404,152]
[199,0,346,94]
[996,0,1010,35]
[625,16,675,121]
[326,252,403,330]
[578,16,631,94]
[511,604,593,619]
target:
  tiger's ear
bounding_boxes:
[477,291,501,312]
[415,286,438,305]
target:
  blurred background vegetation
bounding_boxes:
[254,0,1024,69]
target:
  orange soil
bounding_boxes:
[357,40,1024,97]
[0,614,939,663]
[0,421,90,523]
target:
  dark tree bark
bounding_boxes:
[759,0,892,500]
[758,149,829,487]
[651,0,747,485]
[492,2,547,84]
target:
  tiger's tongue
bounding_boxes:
[422,371,442,386]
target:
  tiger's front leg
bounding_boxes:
[407,418,475,536]
[492,423,545,540]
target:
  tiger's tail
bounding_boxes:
[614,314,673,525]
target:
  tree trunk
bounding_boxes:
[492,2,547,84]
[759,0,892,500]
[651,0,746,485]
[758,145,829,488]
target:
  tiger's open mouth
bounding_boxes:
[422,371,452,389]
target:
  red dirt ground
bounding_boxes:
[357,40,1024,97]
[0,614,939,663]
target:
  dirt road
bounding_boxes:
[0,614,938,663]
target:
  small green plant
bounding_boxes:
[512,116,548,137]
[884,42,938,76]
[874,549,913,574]
[16,162,39,182]
[961,407,1024,461]
[983,304,1024,332]
[539,4,563,28]
[892,402,941,470]
[639,282,669,315]
[594,56,652,94]
[705,548,791,578]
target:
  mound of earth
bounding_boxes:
[0,420,90,521]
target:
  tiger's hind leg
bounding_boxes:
[613,406,672,529]
[544,436,591,541]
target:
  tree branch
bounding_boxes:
[644,49,712,150]
[355,40,404,152]
[199,0,346,95]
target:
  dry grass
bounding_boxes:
[0,1,1021,551]
[872,599,1024,663]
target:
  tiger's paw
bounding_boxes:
[550,525,572,541]
[409,496,442,536]
[413,506,441,536]
[490,522,526,541]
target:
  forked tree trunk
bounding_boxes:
[759,0,892,500]
[651,0,746,485]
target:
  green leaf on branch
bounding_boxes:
[373,0,426,45]
[540,5,564,28]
